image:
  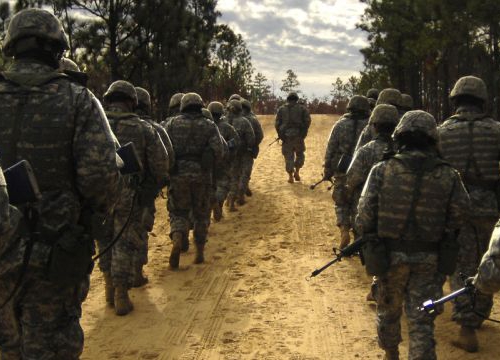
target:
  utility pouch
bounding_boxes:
[201,148,215,172]
[438,232,460,275]
[337,154,353,174]
[117,142,143,175]
[362,235,390,276]
[4,160,41,205]
[47,225,94,287]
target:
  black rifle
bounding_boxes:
[310,178,333,191]
[308,237,366,279]
[268,138,280,147]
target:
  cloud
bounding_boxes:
[218,0,368,97]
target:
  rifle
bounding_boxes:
[419,286,472,314]
[309,177,333,191]
[308,237,366,279]
[268,137,280,147]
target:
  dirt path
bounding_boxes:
[81,115,500,360]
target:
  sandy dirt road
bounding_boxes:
[81,115,500,360]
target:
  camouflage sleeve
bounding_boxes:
[244,119,256,149]
[209,123,226,163]
[323,123,341,177]
[303,107,312,131]
[73,87,122,214]
[252,116,264,146]
[346,146,371,192]
[144,124,170,187]
[0,171,21,235]
[474,222,500,294]
[446,170,470,231]
[354,125,372,152]
[355,162,385,234]
[275,108,283,135]
[153,123,175,171]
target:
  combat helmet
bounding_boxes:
[103,80,138,107]
[180,92,204,112]
[393,110,438,142]
[241,99,252,111]
[450,76,488,103]
[3,8,69,57]
[347,95,370,114]
[401,94,414,110]
[169,93,185,109]
[229,94,241,101]
[287,91,299,101]
[135,87,151,109]
[202,108,213,121]
[59,57,80,72]
[366,88,379,100]
[376,88,402,108]
[227,99,242,113]
[208,101,224,116]
[369,104,399,125]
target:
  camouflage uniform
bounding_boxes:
[0,9,121,358]
[160,92,184,129]
[241,99,264,197]
[356,111,469,360]
[165,93,225,267]
[275,92,311,181]
[101,81,169,315]
[324,96,370,246]
[438,76,500,336]
[367,88,379,110]
[474,220,500,294]
[225,100,256,210]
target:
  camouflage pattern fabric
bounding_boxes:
[324,113,369,227]
[0,59,121,358]
[214,117,240,204]
[241,111,263,192]
[281,136,306,174]
[475,219,500,294]
[355,124,376,152]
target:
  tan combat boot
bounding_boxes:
[227,195,238,212]
[194,242,205,264]
[169,232,183,269]
[384,348,399,360]
[103,272,115,307]
[294,168,301,181]
[114,286,134,316]
[452,326,479,353]
[287,172,294,183]
[339,226,351,249]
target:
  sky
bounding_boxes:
[217,0,368,98]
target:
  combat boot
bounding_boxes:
[114,286,134,316]
[452,326,479,353]
[294,168,301,181]
[339,226,351,249]
[103,272,115,307]
[169,232,183,269]
[194,242,205,264]
[245,187,253,196]
[237,192,246,206]
[383,348,399,360]
[181,233,190,253]
[132,264,148,288]
[227,195,238,212]
[213,202,223,222]
[287,172,294,183]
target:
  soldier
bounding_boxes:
[438,75,500,352]
[101,81,169,315]
[366,88,379,110]
[165,93,225,268]
[229,93,242,101]
[357,110,469,360]
[0,8,121,358]
[356,88,403,151]
[275,91,311,183]
[208,101,240,221]
[225,99,256,210]
[474,221,500,294]
[241,99,264,198]
[161,92,185,128]
[401,93,414,112]
[324,95,370,249]
[133,86,173,287]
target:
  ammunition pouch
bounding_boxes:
[361,234,390,276]
[337,154,353,174]
[438,232,460,275]
[47,225,94,287]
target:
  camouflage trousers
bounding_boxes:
[240,154,255,194]
[215,169,231,204]
[167,176,212,244]
[377,261,445,360]
[281,136,305,173]
[0,268,89,359]
[229,153,252,198]
[451,216,497,328]
[97,187,141,288]
[134,195,157,270]
[332,174,355,227]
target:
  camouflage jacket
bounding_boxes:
[324,113,369,178]
[475,220,500,294]
[0,170,22,260]
[137,111,175,171]
[243,110,264,146]
[439,106,500,217]
[354,124,375,152]
[225,113,256,153]
[275,102,311,139]
[356,150,469,264]
[166,111,225,180]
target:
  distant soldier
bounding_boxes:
[161,92,185,128]
[241,99,264,197]
[356,88,403,151]
[324,95,370,249]
[357,110,469,360]
[102,81,169,315]
[401,93,414,112]
[133,86,173,287]
[275,91,311,183]
[474,221,500,294]
[229,93,242,101]
[165,93,225,267]
[0,8,122,357]
[438,76,500,352]
[208,101,240,221]
[366,88,379,110]
[225,99,256,210]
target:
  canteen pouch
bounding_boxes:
[117,142,142,175]
[4,160,41,205]
[337,154,353,174]
[438,232,460,275]
[47,225,94,287]
[362,235,390,276]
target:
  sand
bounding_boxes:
[80,114,500,359]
